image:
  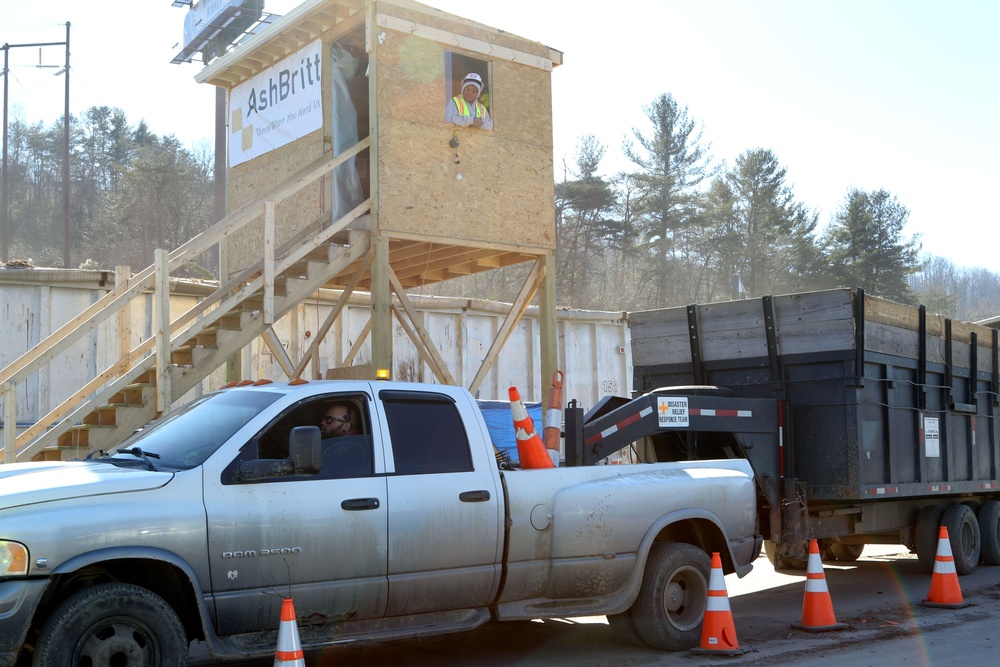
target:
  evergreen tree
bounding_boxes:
[822,188,921,303]
[705,149,819,299]
[623,93,714,306]
[554,135,619,307]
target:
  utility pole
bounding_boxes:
[62,22,71,268]
[0,23,71,266]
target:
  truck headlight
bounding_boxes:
[0,541,29,576]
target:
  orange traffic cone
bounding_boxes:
[274,598,306,666]
[509,386,555,469]
[691,552,744,655]
[792,539,847,631]
[921,526,970,608]
[543,370,565,466]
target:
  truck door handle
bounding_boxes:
[459,490,491,503]
[341,498,380,511]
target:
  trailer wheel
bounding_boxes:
[630,542,710,650]
[34,582,188,667]
[915,504,947,573]
[763,540,806,570]
[978,500,1000,565]
[943,503,981,575]
[830,543,864,562]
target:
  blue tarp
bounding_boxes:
[477,399,543,464]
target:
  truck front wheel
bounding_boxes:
[34,582,188,667]
[630,542,710,650]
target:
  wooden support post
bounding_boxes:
[116,266,132,377]
[154,249,171,414]
[262,327,296,379]
[469,258,545,395]
[343,317,373,368]
[263,200,275,326]
[3,381,15,463]
[388,266,457,386]
[293,252,373,379]
[539,253,558,411]
[370,235,392,376]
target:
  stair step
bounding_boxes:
[180,330,219,350]
[109,386,149,406]
[83,407,118,427]
[133,370,157,386]
[303,245,333,262]
[57,427,92,449]
[218,314,243,330]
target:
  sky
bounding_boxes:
[2,1,997,272]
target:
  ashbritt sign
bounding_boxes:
[229,39,323,167]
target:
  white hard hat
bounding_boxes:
[462,72,483,96]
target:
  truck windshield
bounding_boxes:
[105,390,282,471]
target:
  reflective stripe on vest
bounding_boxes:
[452,96,485,119]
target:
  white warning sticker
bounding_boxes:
[924,416,940,458]
[657,396,689,428]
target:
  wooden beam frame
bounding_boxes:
[388,265,458,386]
[468,257,545,395]
[292,250,374,379]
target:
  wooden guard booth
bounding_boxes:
[195,0,563,395]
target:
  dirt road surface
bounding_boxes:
[190,546,1000,666]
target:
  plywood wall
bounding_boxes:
[374,2,556,251]
[227,130,327,273]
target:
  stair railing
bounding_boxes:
[1,137,370,463]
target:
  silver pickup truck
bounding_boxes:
[0,380,759,666]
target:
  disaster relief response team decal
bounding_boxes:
[229,39,323,167]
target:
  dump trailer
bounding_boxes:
[606,287,1000,573]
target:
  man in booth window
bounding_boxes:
[446,72,493,130]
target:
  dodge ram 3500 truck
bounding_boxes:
[0,380,759,666]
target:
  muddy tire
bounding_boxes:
[830,543,864,562]
[943,503,981,575]
[630,542,711,650]
[34,582,188,667]
[978,500,1000,565]
[763,540,806,570]
[916,504,947,573]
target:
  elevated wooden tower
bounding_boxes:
[199,0,562,385]
[0,0,562,462]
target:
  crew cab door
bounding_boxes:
[376,389,503,616]
[202,392,388,636]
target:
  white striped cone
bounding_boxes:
[691,552,744,655]
[508,386,555,469]
[921,526,969,608]
[274,598,306,666]
[792,539,846,631]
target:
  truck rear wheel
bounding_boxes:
[830,543,864,562]
[943,503,981,574]
[763,540,806,570]
[979,500,1000,565]
[915,504,947,573]
[630,542,710,650]
[34,582,188,667]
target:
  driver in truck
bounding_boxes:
[320,403,361,438]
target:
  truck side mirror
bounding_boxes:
[289,426,322,475]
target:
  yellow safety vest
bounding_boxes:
[452,96,486,120]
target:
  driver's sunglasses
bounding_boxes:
[322,415,351,425]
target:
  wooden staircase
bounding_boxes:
[1,139,371,463]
